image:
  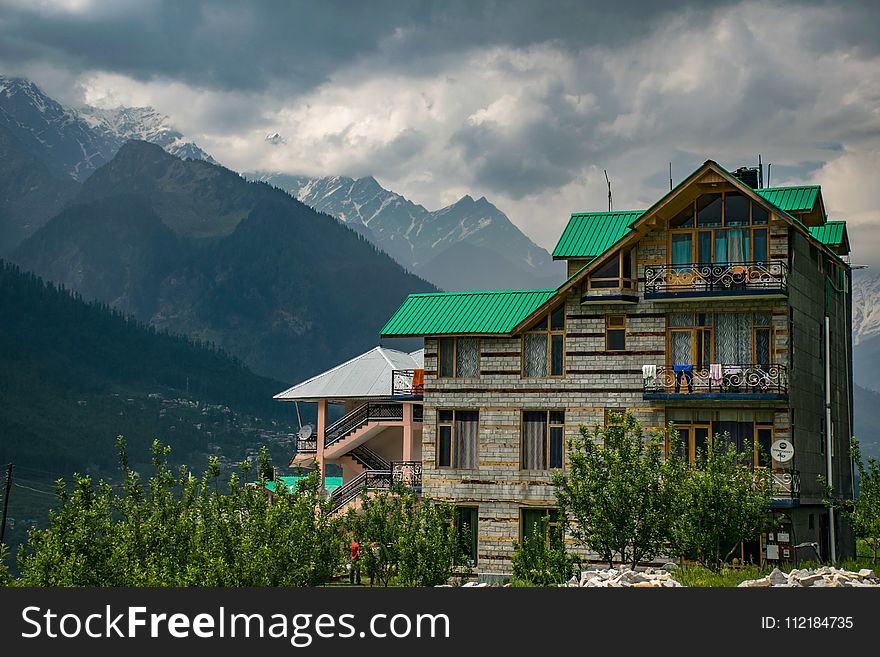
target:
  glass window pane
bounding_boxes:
[439,410,453,423]
[456,337,479,377]
[757,428,773,467]
[549,410,565,425]
[752,203,769,225]
[756,328,771,366]
[671,233,692,269]
[698,231,712,265]
[670,204,694,228]
[671,331,692,365]
[607,329,625,351]
[550,306,565,331]
[694,427,710,460]
[551,334,564,375]
[439,337,455,377]
[549,426,563,468]
[697,194,723,227]
[675,428,690,460]
[668,312,694,327]
[593,256,619,279]
[438,425,452,467]
[753,228,768,263]
[724,192,749,226]
[714,231,728,264]
[524,333,548,377]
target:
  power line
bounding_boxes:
[12,482,55,497]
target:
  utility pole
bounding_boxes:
[0,463,12,546]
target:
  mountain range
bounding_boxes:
[0,76,212,183]
[249,172,565,291]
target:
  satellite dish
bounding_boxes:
[298,424,314,440]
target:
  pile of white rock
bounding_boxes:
[563,565,683,588]
[738,566,879,588]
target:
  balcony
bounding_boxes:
[296,436,317,454]
[391,368,424,399]
[769,470,800,508]
[643,364,788,401]
[644,261,788,300]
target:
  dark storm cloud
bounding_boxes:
[0,0,743,94]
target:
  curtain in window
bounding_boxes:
[456,338,479,377]
[523,333,547,376]
[714,231,727,264]
[454,411,479,469]
[671,331,692,365]
[714,313,752,363]
[727,229,749,263]
[755,328,771,366]
[671,234,692,271]
[522,412,547,469]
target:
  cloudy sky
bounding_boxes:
[1,0,878,265]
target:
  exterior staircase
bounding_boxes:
[322,402,404,459]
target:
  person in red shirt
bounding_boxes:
[349,537,362,584]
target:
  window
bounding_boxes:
[436,410,478,469]
[523,307,565,377]
[520,508,563,548]
[667,409,774,467]
[668,193,771,266]
[588,249,636,290]
[454,506,478,566]
[521,410,565,470]
[606,314,626,351]
[666,312,775,368]
[438,337,479,378]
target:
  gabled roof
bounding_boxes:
[552,210,644,259]
[809,220,849,253]
[756,186,820,213]
[380,289,555,337]
[274,346,423,401]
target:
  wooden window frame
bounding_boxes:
[520,410,565,470]
[667,193,772,267]
[588,248,637,290]
[436,409,478,469]
[605,314,627,352]
[604,408,626,427]
[521,308,566,378]
[665,313,778,368]
[668,418,773,468]
[519,508,562,549]
[454,505,479,566]
[438,337,480,379]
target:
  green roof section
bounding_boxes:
[380,288,556,337]
[756,186,821,213]
[261,475,343,493]
[809,221,848,248]
[551,210,643,259]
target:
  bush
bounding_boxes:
[512,515,579,586]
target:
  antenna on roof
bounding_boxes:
[767,163,772,188]
[669,162,673,191]
[758,154,764,188]
[604,169,612,212]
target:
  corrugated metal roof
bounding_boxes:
[551,211,643,258]
[809,221,847,247]
[756,186,820,213]
[274,346,423,401]
[380,289,556,337]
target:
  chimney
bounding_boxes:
[731,166,760,189]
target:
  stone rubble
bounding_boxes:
[562,565,684,588]
[737,566,880,588]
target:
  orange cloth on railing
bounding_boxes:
[412,368,424,394]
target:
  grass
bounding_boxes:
[673,564,772,588]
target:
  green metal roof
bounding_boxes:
[756,186,820,213]
[262,475,343,493]
[809,221,847,248]
[551,210,643,259]
[380,288,556,337]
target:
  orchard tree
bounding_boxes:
[823,438,880,565]
[666,430,774,571]
[512,514,580,586]
[553,413,675,568]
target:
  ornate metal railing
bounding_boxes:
[392,369,424,397]
[644,364,788,395]
[324,402,404,448]
[392,461,423,491]
[644,261,788,295]
[296,436,317,453]
[770,470,800,500]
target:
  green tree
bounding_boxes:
[512,514,580,586]
[666,430,774,571]
[345,486,461,586]
[14,437,344,586]
[553,413,674,568]
[0,545,12,587]
[823,438,880,565]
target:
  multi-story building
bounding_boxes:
[375,160,855,577]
